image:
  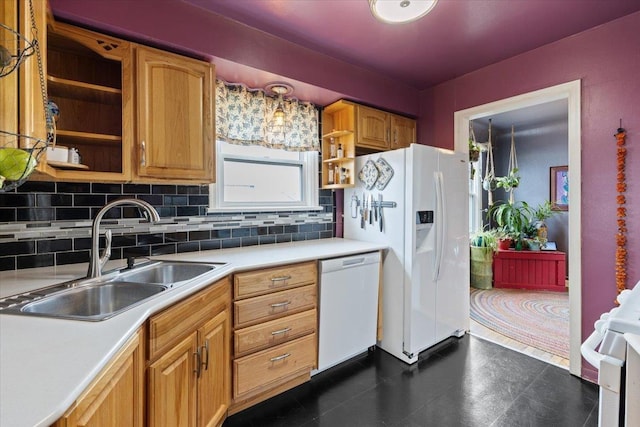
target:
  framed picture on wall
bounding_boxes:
[550,165,568,211]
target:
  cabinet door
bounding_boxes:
[197,309,230,427]
[54,329,144,427]
[356,105,389,150]
[148,333,198,427]
[136,46,214,182]
[43,22,132,182]
[390,115,416,150]
[1,0,18,139]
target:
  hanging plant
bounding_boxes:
[468,123,481,179]
[482,119,497,205]
[493,125,520,204]
[614,126,627,300]
[495,167,521,192]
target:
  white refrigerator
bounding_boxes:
[344,144,470,364]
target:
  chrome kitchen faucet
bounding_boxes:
[87,198,160,278]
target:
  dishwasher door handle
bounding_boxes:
[342,257,365,267]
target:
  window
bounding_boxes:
[209,141,320,212]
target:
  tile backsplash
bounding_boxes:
[0,181,335,271]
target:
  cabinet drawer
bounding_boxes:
[233,334,316,399]
[148,277,230,361]
[234,261,317,299]
[234,284,316,329]
[234,309,317,358]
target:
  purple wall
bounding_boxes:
[49,0,418,116]
[418,11,640,380]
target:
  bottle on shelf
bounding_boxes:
[327,162,335,185]
[337,143,344,158]
[329,138,337,158]
[339,167,349,184]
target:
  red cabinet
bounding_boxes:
[493,250,567,292]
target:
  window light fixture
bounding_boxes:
[369,0,438,24]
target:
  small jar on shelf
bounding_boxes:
[329,138,337,158]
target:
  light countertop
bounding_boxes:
[0,238,385,427]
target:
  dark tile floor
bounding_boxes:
[223,335,599,427]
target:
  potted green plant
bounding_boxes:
[470,228,497,289]
[525,235,547,251]
[495,227,515,250]
[488,200,532,234]
[488,200,533,251]
[532,200,555,240]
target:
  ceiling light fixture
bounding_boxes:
[265,82,294,137]
[369,0,438,24]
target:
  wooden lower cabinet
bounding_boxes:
[233,334,316,398]
[148,333,198,427]
[198,310,231,427]
[147,278,231,427]
[53,329,145,427]
[230,262,318,414]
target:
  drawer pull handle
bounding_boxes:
[270,275,292,285]
[271,327,292,336]
[270,301,291,308]
[270,353,291,362]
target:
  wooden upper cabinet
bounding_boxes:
[1,0,19,141]
[1,0,47,154]
[135,46,215,183]
[390,114,416,149]
[41,20,133,182]
[356,105,390,151]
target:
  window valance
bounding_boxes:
[215,80,319,152]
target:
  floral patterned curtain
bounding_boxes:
[215,80,319,152]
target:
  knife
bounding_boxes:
[374,194,378,222]
[369,193,374,224]
[378,193,384,232]
[361,193,366,229]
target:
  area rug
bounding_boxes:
[469,288,569,359]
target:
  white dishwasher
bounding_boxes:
[314,251,381,374]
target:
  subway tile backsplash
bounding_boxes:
[0,182,335,271]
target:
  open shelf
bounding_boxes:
[323,156,354,165]
[321,101,357,189]
[47,75,122,104]
[321,130,353,139]
[56,129,122,145]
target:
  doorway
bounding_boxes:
[454,80,582,376]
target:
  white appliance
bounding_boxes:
[344,144,469,364]
[314,252,381,374]
[581,281,640,427]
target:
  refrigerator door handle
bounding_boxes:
[433,172,445,281]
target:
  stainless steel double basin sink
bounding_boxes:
[0,261,224,321]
